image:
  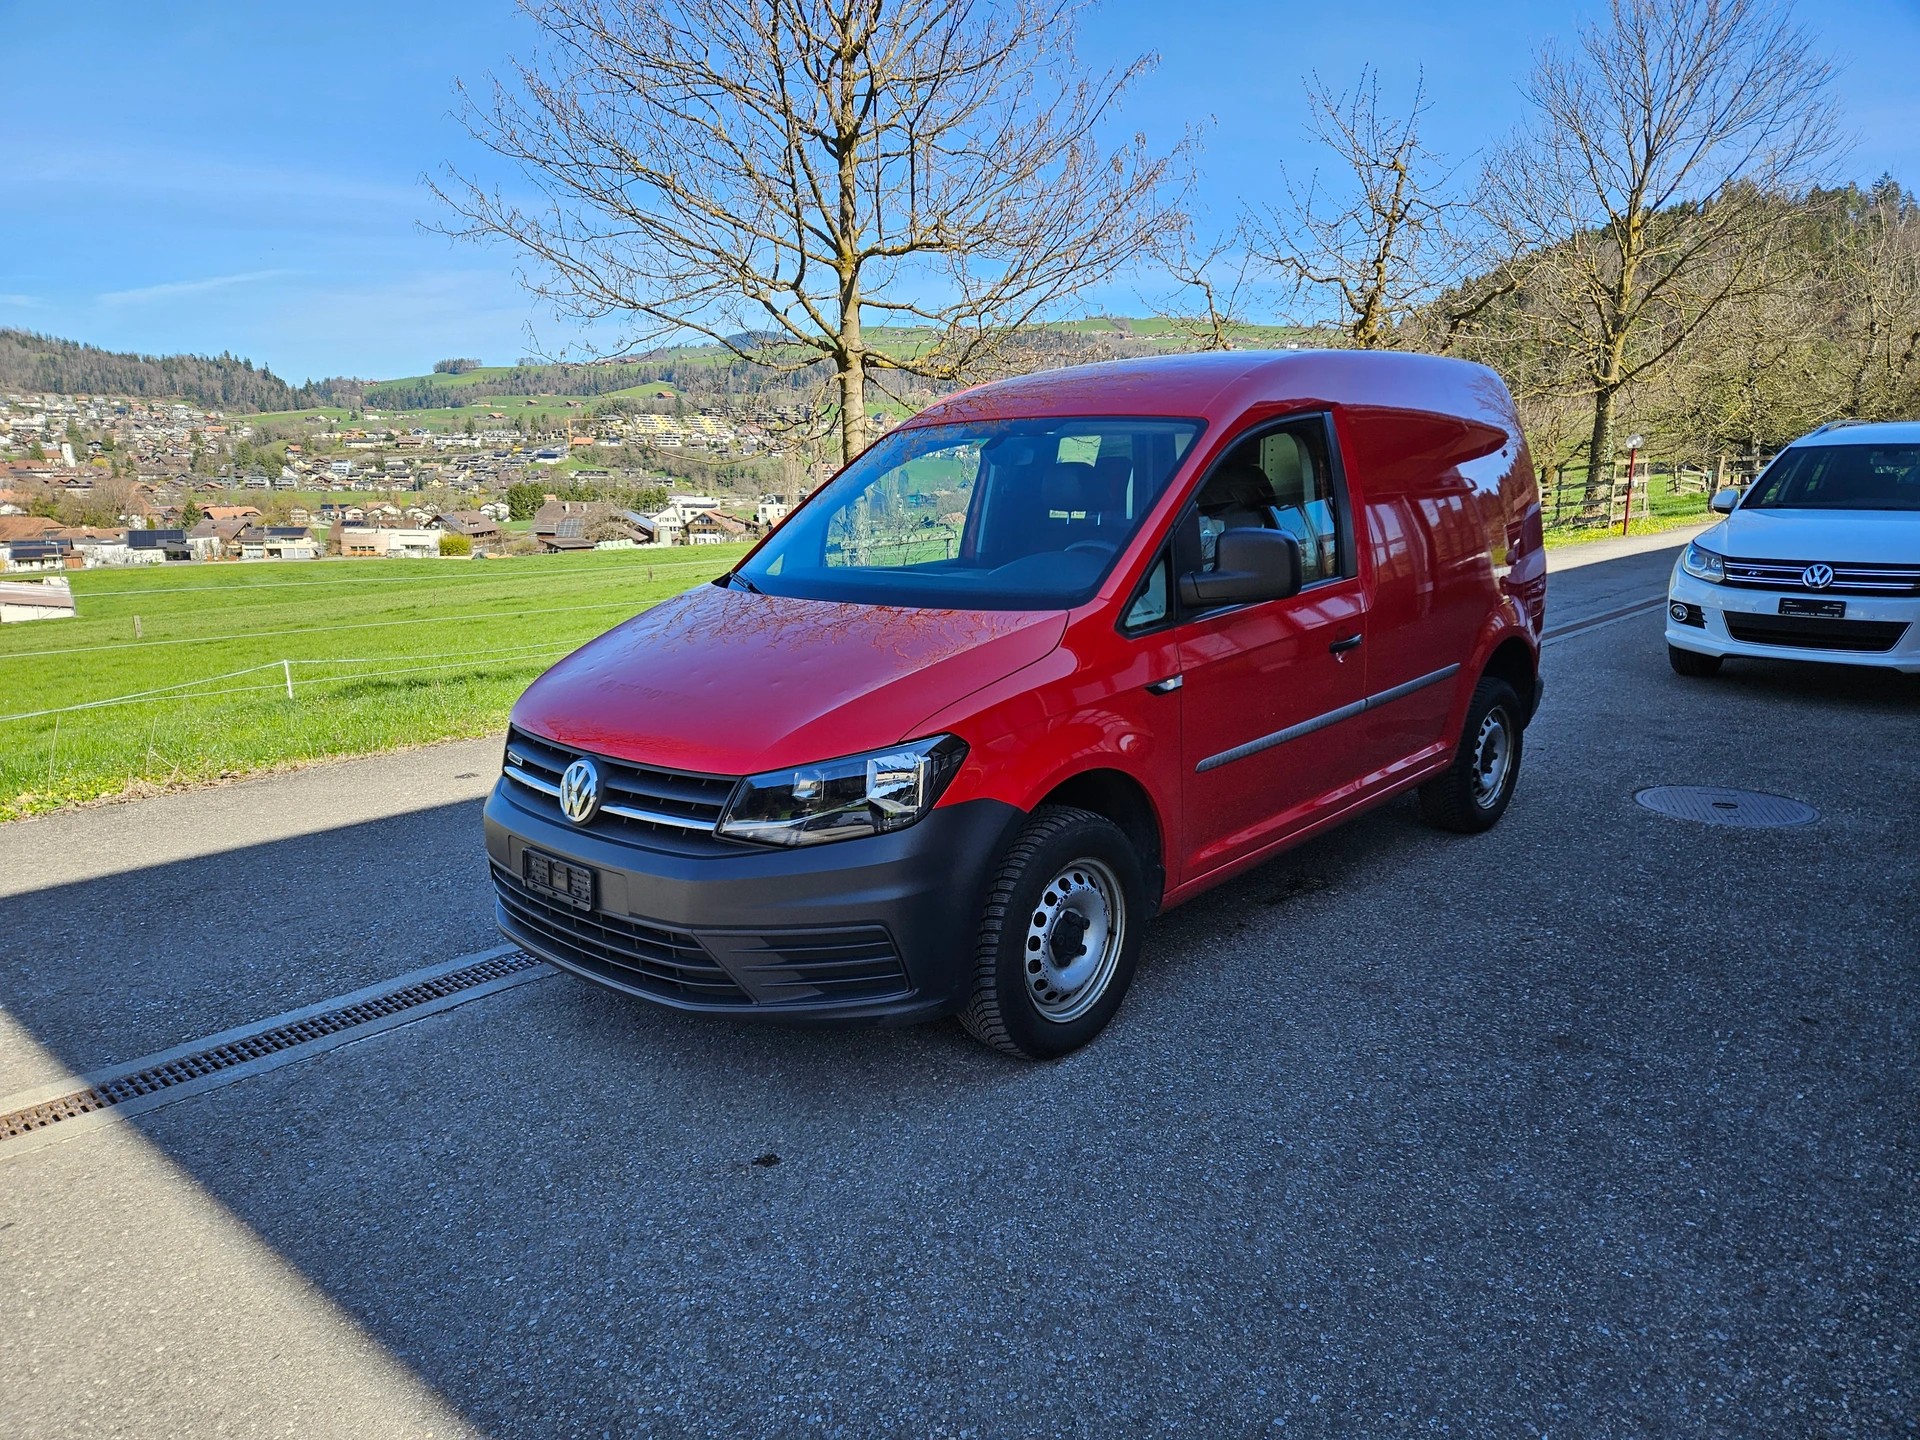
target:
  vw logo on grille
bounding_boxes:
[1802,563,1835,590]
[558,757,602,825]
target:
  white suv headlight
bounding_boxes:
[718,736,969,846]
[1681,542,1725,583]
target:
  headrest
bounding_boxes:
[1265,433,1306,499]
[1042,461,1099,513]
[1205,461,1273,511]
[1090,454,1133,513]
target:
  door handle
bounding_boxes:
[1328,634,1364,655]
[1145,675,1184,694]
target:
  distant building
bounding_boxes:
[0,577,75,623]
[337,525,437,559]
[430,510,504,551]
[127,528,191,562]
[532,499,656,551]
[686,509,749,544]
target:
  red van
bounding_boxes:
[486,351,1545,1057]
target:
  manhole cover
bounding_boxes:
[1634,786,1818,828]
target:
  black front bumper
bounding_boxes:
[484,780,1024,1023]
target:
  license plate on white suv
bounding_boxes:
[1780,597,1846,619]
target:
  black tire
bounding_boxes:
[959,804,1147,1060]
[1668,644,1723,678]
[1417,677,1524,834]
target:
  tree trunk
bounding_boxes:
[836,346,868,466]
[1581,387,1617,513]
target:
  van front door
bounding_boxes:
[1173,419,1370,881]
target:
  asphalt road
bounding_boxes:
[3,527,1915,1438]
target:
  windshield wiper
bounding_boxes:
[724,571,763,594]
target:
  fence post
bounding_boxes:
[283,659,294,700]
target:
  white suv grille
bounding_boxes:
[1721,558,1920,597]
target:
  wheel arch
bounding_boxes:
[1479,632,1541,723]
[1035,767,1167,915]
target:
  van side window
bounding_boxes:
[1194,424,1345,585]
[1121,550,1171,631]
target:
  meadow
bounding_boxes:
[0,546,751,820]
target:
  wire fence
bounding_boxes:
[0,545,765,819]
[0,641,582,723]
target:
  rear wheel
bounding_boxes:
[960,805,1146,1060]
[1668,644,1724,677]
[1418,677,1523,834]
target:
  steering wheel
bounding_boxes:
[1065,540,1117,558]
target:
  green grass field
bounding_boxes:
[0,547,751,820]
[1539,469,1718,546]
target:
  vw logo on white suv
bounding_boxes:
[1801,563,1834,590]
[558,757,602,825]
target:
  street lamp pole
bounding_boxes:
[1620,433,1645,537]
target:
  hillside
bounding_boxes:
[4,316,1308,423]
[0,329,353,414]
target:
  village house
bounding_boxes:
[532,498,658,552]
[0,577,76,623]
[685,508,749,544]
[429,510,504,551]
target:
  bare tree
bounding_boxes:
[1150,219,1263,351]
[1481,0,1840,502]
[435,0,1188,463]
[1834,177,1920,420]
[1246,69,1499,349]
[1650,194,1834,463]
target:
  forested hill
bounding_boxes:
[0,329,352,413]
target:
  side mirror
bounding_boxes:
[1179,528,1303,608]
[1710,488,1740,514]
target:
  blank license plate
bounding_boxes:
[523,850,595,910]
[1780,597,1845,618]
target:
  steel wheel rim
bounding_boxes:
[1024,856,1125,1024]
[1471,707,1512,808]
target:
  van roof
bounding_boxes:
[909,348,1508,428]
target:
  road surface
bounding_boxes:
[4,524,1915,1438]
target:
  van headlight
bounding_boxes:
[1681,542,1725,583]
[718,735,969,846]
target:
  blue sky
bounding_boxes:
[3,0,1916,383]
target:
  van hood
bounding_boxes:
[1706,507,1920,562]
[511,582,1068,776]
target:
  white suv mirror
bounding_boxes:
[1710,488,1740,514]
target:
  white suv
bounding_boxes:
[1667,420,1920,676]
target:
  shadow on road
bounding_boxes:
[2,540,1915,1435]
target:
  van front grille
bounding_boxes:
[493,864,750,1004]
[492,866,912,1008]
[501,726,738,845]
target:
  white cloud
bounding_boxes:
[0,293,42,309]
[97,270,297,307]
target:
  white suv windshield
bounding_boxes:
[735,417,1201,608]
[1746,443,1920,511]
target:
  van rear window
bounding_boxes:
[736,417,1202,609]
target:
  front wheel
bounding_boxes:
[1418,677,1523,834]
[959,805,1146,1060]
[1668,644,1724,677]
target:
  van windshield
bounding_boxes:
[733,417,1202,609]
[1745,443,1920,511]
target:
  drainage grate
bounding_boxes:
[0,951,541,1143]
[1635,785,1819,829]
